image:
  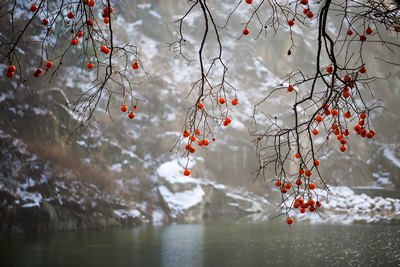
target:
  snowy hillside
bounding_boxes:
[1,1,400,235]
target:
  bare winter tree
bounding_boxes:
[0,0,144,131]
[172,0,400,224]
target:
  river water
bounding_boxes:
[1,222,399,267]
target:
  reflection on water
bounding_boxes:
[0,223,399,267]
[161,224,204,267]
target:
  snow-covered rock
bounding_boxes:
[290,185,400,224]
[156,159,271,223]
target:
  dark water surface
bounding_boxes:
[1,222,399,267]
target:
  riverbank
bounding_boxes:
[2,183,400,240]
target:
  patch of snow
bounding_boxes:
[55,180,68,190]
[138,3,152,9]
[353,186,385,190]
[28,154,38,162]
[372,171,389,178]
[149,10,162,20]
[165,111,176,122]
[114,209,141,219]
[67,196,85,205]
[20,191,42,208]
[157,161,266,218]
[124,20,143,34]
[20,177,36,190]
[226,192,251,202]
[216,183,230,191]
[374,198,391,209]
[121,149,137,159]
[383,146,400,168]
[0,129,11,139]
[82,158,91,164]
[56,194,63,205]
[288,185,400,224]
[109,163,122,172]
[22,202,40,208]
[158,184,205,214]
[40,173,50,184]
[15,46,25,55]
[114,179,124,187]
[329,186,354,198]
[394,202,400,212]
[353,201,371,211]
[294,184,400,224]
[88,183,100,192]
[143,153,154,169]
[76,140,87,146]
[0,93,11,103]
[157,158,200,181]
[12,138,28,154]
[32,107,47,115]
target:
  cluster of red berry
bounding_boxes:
[181,97,239,176]
[120,103,138,120]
